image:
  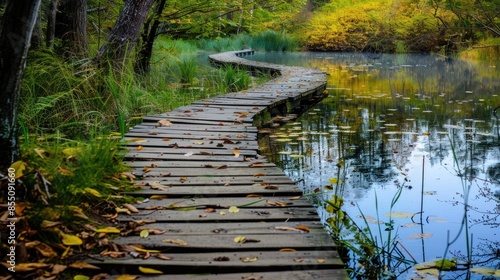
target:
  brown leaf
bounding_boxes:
[162,239,188,246]
[158,119,172,126]
[136,146,143,151]
[246,194,263,198]
[34,242,58,258]
[295,225,310,232]
[180,177,188,182]
[155,253,173,261]
[200,151,212,155]
[122,204,139,213]
[275,226,301,232]
[204,208,216,213]
[217,165,228,169]
[68,261,101,270]
[264,185,279,190]
[251,163,265,167]
[279,248,297,252]
[147,182,170,191]
[253,172,266,177]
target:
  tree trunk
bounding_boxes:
[46,0,58,49]
[55,0,88,58]
[135,0,167,74]
[96,0,155,70]
[0,0,42,169]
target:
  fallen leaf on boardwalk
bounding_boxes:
[149,195,167,199]
[132,246,161,253]
[251,163,264,167]
[147,182,170,191]
[162,239,188,246]
[240,256,258,262]
[233,150,240,157]
[234,120,243,124]
[115,275,138,280]
[180,177,188,182]
[69,261,101,270]
[158,119,172,127]
[155,253,173,260]
[219,211,227,215]
[129,138,148,143]
[204,164,213,168]
[234,236,246,243]
[200,151,212,155]
[246,194,263,198]
[131,219,156,226]
[161,137,171,141]
[224,183,230,186]
[139,266,163,274]
[275,226,301,232]
[228,206,240,213]
[279,248,297,252]
[95,227,121,234]
[295,225,311,232]
[136,146,143,151]
[184,151,194,156]
[204,208,216,213]
[122,204,139,213]
[293,258,304,263]
[217,165,228,169]
[62,234,83,246]
[199,214,207,218]
[289,196,301,200]
[317,259,326,263]
[139,230,149,238]
[253,172,266,177]
[264,185,279,190]
[142,167,150,173]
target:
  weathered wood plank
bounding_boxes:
[133,197,311,210]
[125,147,258,157]
[134,176,296,185]
[129,167,286,177]
[117,207,321,223]
[124,185,303,197]
[126,161,274,168]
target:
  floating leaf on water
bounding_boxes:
[384,212,414,218]
[289,154,305,158]
[429,217,447,223]
[414,261,437,270]
[408,233,433,239]
[401,223,419,228]
[423,191,437,195]
[139,266,163,274]
[328,177,340,184]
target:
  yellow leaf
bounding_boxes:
[62,147,83,156]
[233,150,240,157]
[228,206,240,213]
[5,262,49,272]
[122,203,139,213]
[34,148,46,158]
[136,145,143,151]
[140,230,149,238]
[219,211,227,215]
[317,259,326,263]
[116,275,138,280]
[139,266,163,274]
[129,138,148,143]
[95,227,121,234]
[61,234,83,246]
[162,239,188,246]
[73,275,90,280]
[234,236,246,243]
[328,177,340,184]
[279,248,297,252]
[150,195,168,200]
[132,246,161,253]
[58,166,73,176]
[240,256,258,262]
[180,177,188,182]
[84,187,101,197]
[9,160,27,179]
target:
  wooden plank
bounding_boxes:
[117,207,321,223]
[126,130,256,141]
[134,176,296,185]
[125,147,258,157]
[128,167,286,177]
[124,185,302,197]
[106,270,350,280]
[127,221,325,235]
[124,137,259,150]
[132,123,258,133]
[126,161,274,168]
[134,197,311,210]
[125,152,246,162]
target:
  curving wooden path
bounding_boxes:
[88,50,349,279]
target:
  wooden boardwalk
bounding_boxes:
[88,50,350,279]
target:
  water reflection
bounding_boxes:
[252,52,500,279]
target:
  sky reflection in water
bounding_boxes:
[251,52,500,279]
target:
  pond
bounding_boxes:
[249,52,500,279]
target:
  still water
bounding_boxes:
[250,52,500,279]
